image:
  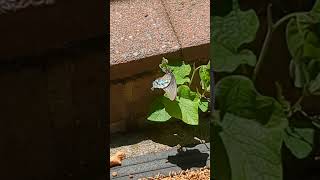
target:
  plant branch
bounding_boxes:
[190,66,201,86]
[252,4,309,82]
[253,4,274,81]
[273,12,308,30]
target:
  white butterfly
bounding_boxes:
[151,71,177,101]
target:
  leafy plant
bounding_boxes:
[147,58,211,125]
[212,0,319,180]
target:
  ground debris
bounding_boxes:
[110,151,126,167]
[139,167,210,180]
[112,171,118,177]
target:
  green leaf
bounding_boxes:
[161,95,200,125]
[311,0,320,20]
[177,97,199,125]
[215,75,257,119]
[147,107,171,122]
[199,64,210,92]
[178,85,208,113]
[284,127,315,159]
[303,31,320,58]
[307,59,320,79]
[212,46,256,72]
[177,85,196,100]
[286,18,307,57]
[286,14,320,88]
[162,96,182,120]
[199,98,209,112]
[289,59,310,88]
[212,9,259,50]
[308,73,320,95]
[218,113,286,180]
[147,97,172,122]
[168,62,191,85]
[211,6,259,72]
[215,75,287,126]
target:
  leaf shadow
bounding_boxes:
[167,149,209,170]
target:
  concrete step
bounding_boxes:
[110,0,210,133]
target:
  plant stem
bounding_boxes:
[190,66,201,86]
[252,4,308,82]
[273,12,308,30]
[253,4,274,82]
[294,95,304,107]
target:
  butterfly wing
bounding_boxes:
[163,73,177,101]
[152,73,172,90]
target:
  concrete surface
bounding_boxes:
[162,0,210,60]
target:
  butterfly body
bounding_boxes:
[151,72,177,101]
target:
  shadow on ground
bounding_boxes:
[110,113,210,149]
[167,149,209,170]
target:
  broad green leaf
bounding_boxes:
[147,107,171,122]
[308,73,320,95]
[199,64,211,92]
[286,14,320,88]
[199,98,209,112]
[284,127,315,159]
[177,85,196,100]
[147,97,172,122]
[215,75,258,119]
[212,9,259,50]
[212,6,259,72]
[286,18,307,57]
[215,75,287,126]
[286,14,319,57]
[212,45,256,72]
[161,95,199,125]
[162,96,182,120]
[177,97,199,125]
[219,113,286,180]
[168,62,191,85]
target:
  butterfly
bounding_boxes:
[151,70,177,101]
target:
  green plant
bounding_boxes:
[212,0,320,179]
[147,58,211,126]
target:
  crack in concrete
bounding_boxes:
[160,0,183,57]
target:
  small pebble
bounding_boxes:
[112,172,117,177]
[133,52,139,56]
[129,174,134,178]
